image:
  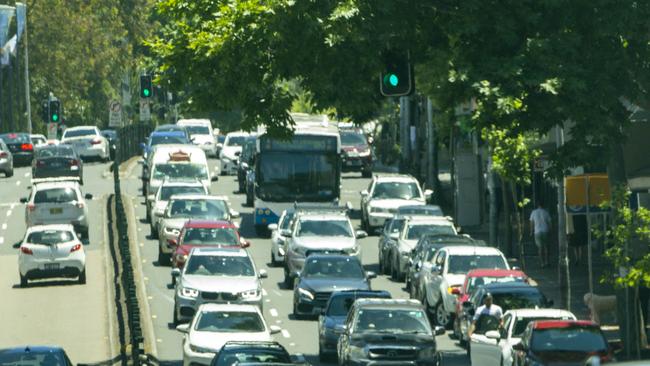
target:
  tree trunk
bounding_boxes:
[510,182,526,270]
[500,175,513,256]
[488,156,499,247]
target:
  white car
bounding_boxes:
[470,308,576,366]
[176,303,281,366]
[18,224,86,287]
[360,174,433,232]
[60,126,110,161]
[177,119,218,157]
[147,179,210,236]
[267,208,295,266]
[30,134,48,147]
[144,145,214,199]
[421,245,509,328]
[172,247,268,323]
[219,131,251,175]
[22,179,92,238]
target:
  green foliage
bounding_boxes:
[481,123,540,186]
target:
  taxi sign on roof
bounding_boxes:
[168,150,191,162]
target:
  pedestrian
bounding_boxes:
[568,214,588,265]
[530,201,552,268]
[468,293,503,337]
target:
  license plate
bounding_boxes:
[50,208,63,214]
[346,160,361,166]
[44,263,60,270]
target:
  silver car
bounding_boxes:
[171,247,267,324]
[0,139,13,177]
[147,179,209,236]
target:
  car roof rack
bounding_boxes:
[31,177,81,185]
[293,202,350,215]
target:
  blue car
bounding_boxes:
[317,290,391,362]
[0,346,73,365]
[141,130,191,160]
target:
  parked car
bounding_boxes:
[0,138,14,177]
[512,320,613,366]
[18,224,86,287]
[100,129,118,160]
[60,126,110,161]
[176,303,281,366]
[360,174,432,232]
[339,128,373,177]
[172,247,267,324]
[292,255,376,318]
[219,131,251,175]
[420,245,510,328]
[31,145,83,183]
[0,132,33,166]
[267,208,295,267]
[0,346,74,365]
[211,341,293,366]
[318,290,391,361]
[453,268,529,343]
[337,298,445,366]
[469,308,576,366]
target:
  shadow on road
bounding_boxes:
[13,278,82,289]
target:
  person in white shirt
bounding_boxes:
[468,293,503,337]
[530,202,552,268]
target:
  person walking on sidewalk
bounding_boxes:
[530,201,552,268]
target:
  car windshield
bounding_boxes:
[0,351,67,366]
[297,219,352,237]
[159,186,205,201]
[355,308,431,334]
[185,255,254,276]
[447,255,508,274]
[150,135,189,145]
[492,291,547,311]
[182,227,239,245]
[101,130,116,138]
[531,326,607,352]
[513,316,574,337]
[156,126,185,134]
[0,133,30,143]
[37,146,75,158]
[279,213,295,230]
[170,200,228,220]
[27,230,75,245]
[340,132,367,146]
[63,129,96,138]
[152,163,208,180]
[406,224,455,240]
[466,276,525,293]
[195,311,265,333]
[226,136,246,146]
[34,188,78,204]
[372,182,421,200]
[216,350,291,366]
[32,136,46,144]
[327,295,389,316]
[398,206,443,216]
[303,257,364,279]
[186,125,211,135]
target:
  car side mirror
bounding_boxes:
[424,189,433,198]
[456,226,462,233]
[259,269,268,279]
[450,287,461,295]
[434,326,446,336]
[432,265,442,274]
[360,190,369,196]
[20,197,27,203]
[269,325,282,335]
[241,162,249,169]
[147,194,155,202]
[241,240,251,248]
[512,342,525,351]
[230,210,240,218]
[366,271,377,279]
[267,223,278,231]
[84,193,93,200]
[389,233,399,240]
[280,229,292,237]
[355,230,368,239]
[171,268,181,278]
[176,324,189,333]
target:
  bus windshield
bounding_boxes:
[256,152,338,202]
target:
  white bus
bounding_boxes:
[253,114,341,235]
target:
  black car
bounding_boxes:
[337,298,445,366]
[211,341,294,366]
[101,129,117,160]
[293,254,376,319]
[318,290,391,361]
[237,136,257,193]
[339,129,372,177]
[32,145,83,183]
[0,132,34,166]
[0,346,73,365]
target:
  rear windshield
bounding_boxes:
[226,136,246,146]
[27,230,75,245]
[195,311,265,332]
[0,351,68,366]
[170,199,228,220]
[327,294,390,316]
[37,146,75,158]
[159,186,205,201]
[186,125,210,135]
[531,326,607,352]
[447,254,508,274]
[63,129,97,138]
[0,133,30,143]
[513,316,574,337]
[182,227,239,246]
[406,224,455,239]
[34,188,79,203]
[150,135,189,145]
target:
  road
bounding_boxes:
[119,159,470,365]
[0,161,116,364]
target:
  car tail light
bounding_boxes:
[90,138,101,145]
[0,151,6,158]
[69,159,79,166]
[70,244,82,253]
[27,203,35,212]
[167,239,177,246]
[21,143,33,151]
[76,202,84,209]
[448,285,462,295]
[20,247,33,255]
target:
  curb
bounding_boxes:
[101,194,120,361]
[120,156,141,179]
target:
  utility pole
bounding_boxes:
[556,124,571,311]
[400,96,411,171]
[23,5,31,134]
[426,99,435,193]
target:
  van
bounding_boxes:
[144,144,216,198]
[176,119,217,157]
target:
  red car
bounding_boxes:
[170,220,250,270]
[453,268,528,342]
[512,320,613,365]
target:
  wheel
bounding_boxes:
[271,250,279,267]
[78,269,86,284]
[378,254,384,274]
[19,274,27,287]
[319,348,331,363]
[5,169,13,178]
[255,225,268,238]
[171,274,177,286]
[150,223,158,239]
[145,209,151,223]
[362,169,372,178]
[434,300,452,328]
[391,254,403,281]
[172,307,178,326]
[246,192,253,206]
[79,227,89,240]
[158,246,170,266]
[283,269,294,289]
[292,301,302,320]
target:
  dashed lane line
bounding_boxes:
[6,210,12,217]
[269,308,278,317]
[0,237,4,244]
[1,223,6,230]
[281,329,291,338]
[15,180,21,186]
[23,172,29,177]
[262,289,268,296]
[272,290,283,297]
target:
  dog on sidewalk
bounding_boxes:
[583,292,617,324]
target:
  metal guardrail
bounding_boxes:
[116,124,153,164]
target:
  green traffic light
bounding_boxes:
[383,73,399,87]
[52,114,58,122]
[143,89,151,97]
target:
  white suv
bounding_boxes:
[360,174,432,232]
[219,131,251,175]
[22,179,92,238]
[147,179,210,236]
[61,126,109,161]
[177,119,217,157]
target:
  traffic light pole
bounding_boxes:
[23,7,31,134]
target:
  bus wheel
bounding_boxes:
[255,225,268,238]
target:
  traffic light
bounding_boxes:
[140,74,153,98]
[49,100,61,123]
[379,51,414,97]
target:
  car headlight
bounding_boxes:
[189,344,215,354]
[348,344,367,359]
[240,288,261,299]
[180,287,199,299]
[344,245,361,256]
[418,346,436,358]
[358,150,371,157]
[370,206,388,213]
[298,287,314,300]
[164,227,180,236]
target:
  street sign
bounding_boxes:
[139,100,151,122]
[47,122,57,140]
[109,100,122,127]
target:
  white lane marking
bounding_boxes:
[15,181,21,186]
[0,203,17,208]
[262,289,268,296]
[1,223,6,230]
[6,210,12,217]
[272,290,283,297]
[0,237,4,244]
[10,203,15,210]
[281,329,291,338]
[269,308,278,317]
[24,172,30,177]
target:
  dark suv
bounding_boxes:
[340,129,372,177]
[237,136,256,193]
[337,298,445,366]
